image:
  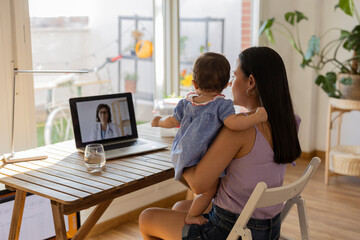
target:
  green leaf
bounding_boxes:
[315,75,325,86]
[259,18,274,35]
[340,30,350,39]
[340,77,353,85]
[342,25,360,53]
[338,0,354,16]
[343,40,350,51]
[304,35,320,60]
[285,11,307,26]
[265,29,275,44]
[326,72,337,83]
[315,72,341,98]
[285,12,295,25]
[294,11,308,23]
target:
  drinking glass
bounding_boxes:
[84,144,106,172]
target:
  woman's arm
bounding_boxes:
[183,126,245,194]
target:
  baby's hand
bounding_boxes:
[255,107,268,122]
[151,116,162,127]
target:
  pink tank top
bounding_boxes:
[213,124,287,219]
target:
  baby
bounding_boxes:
[151,52,267,225]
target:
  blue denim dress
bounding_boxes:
[171,93,235,180]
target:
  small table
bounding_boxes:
[0,124,174,240]
[325,98,360,184]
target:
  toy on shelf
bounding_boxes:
[135,40,153,58]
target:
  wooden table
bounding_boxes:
[0,124,174,240]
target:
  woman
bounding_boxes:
[139,46,301,240]
[89,104,121,141]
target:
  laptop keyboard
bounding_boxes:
[104,140,144,151]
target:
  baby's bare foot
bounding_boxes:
[185,215,208,225]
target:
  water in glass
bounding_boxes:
[84,144,106,171]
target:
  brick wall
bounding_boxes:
[241,0,252,50]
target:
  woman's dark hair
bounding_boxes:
[193,52,230,93]
[96,104,112,123]
[239,46,301,164]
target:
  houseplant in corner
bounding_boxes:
[260,0,360,100]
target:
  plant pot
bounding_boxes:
[125,80,136,93]
[338,73,360,100]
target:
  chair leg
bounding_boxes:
[280,198,295,223]
[279,199,295,240]
[296,196,309,240]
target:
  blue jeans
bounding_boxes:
[182,205,281,240]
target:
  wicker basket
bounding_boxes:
[330,145,360,176]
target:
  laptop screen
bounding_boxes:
[69,93,138,148]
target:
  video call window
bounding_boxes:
[76,97,132,143]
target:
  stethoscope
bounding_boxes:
[101,124,113,139]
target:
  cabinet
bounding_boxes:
[325,97,360,184]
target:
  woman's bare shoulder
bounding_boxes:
[216,125,256,146]
[220,125,256,158]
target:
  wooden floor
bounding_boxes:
[88,158,360,240]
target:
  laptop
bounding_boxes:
[69,92,167,159]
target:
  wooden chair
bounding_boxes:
[226,157,321,240]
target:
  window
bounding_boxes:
[178,0,258,97]
[28,0,155,146]
[3,0,259,149]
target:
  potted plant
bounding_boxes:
[260,0,360,100]
[124,72,137,93]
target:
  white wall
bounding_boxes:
[260,0,360,152]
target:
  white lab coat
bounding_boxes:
[89,122,122,141]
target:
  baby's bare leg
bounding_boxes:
[185,179,218,225]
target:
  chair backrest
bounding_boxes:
[227,157,321,240]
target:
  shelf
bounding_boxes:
[330,145,360,176]
[121,55,153,62]
[325,97,360,184]
[329,97,360,110]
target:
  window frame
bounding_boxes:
[0,0,37,153]
[153,0,180,98]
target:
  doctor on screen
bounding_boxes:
[89,104,122,141]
